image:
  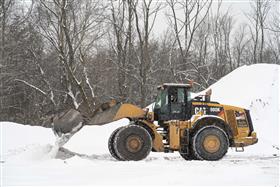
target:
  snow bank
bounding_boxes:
[203,64,279,155]
[0,122,57,162]
[0,120,128,162]
[207,64,279,108]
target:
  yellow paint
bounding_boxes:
[113,104,146,121]
[169,122,180,149]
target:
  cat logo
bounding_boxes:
[194,107,207,114]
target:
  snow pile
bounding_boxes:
[208,64,279,108]
[0,120,129,162]
[1,123,57,162]
[204,64,279,155]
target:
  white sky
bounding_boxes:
[152,0,280,36]
[21,0,280,37]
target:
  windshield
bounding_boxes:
[154,89,168,110]
[188,91,196,101]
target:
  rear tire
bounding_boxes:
[114,125,152,161]
[192,126,229,161]
[108,127,125,161]
[179,152,191,160]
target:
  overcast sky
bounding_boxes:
[21,0,280,37]
[152,0,280,36]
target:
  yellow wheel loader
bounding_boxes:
[51,83,258,161]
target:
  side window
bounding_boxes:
[155,93,162,109]
[161,90,168,113]
[170,88,184,114]
[177,88,185,103]
[187,91,192,102]
[170,88,178,103]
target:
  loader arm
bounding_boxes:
[88,103,146,125]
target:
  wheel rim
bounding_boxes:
[203,135,221,153]
[126,135,143,153]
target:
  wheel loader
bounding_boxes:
[51,83,258,161]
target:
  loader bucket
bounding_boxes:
[52,109,84,136]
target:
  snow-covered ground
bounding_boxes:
[1,64,279,186]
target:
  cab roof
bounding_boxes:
[157,83,192,89]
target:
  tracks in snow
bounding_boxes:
[57,147,279,162]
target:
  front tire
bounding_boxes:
[179,149,197,160]
[192,126,229,161]
[114,125,152,161]
[108,127,125,161]
[179,151,193,160]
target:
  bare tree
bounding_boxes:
[258,0,271,64]
[268,11,280,33]
[132,0,162,107]
[108,0,134,102]
[17,0,106,116]
[211,3,235,78]
[265,10,280,64]
[0,0,13,61]
[232,24,250,68]
[166,0,213,89]
[0,0,40,123]
[0,0,13,110]
[248,0,271,64]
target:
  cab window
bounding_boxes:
[177,88,185,103]
[154,90,168,113]
[170,88,185,114]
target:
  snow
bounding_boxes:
[1,123,56,163]
[1,64,279,186]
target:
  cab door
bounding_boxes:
[169,87,186,120]
[154,89,169,121]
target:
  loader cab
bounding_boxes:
[153,83,192,123]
